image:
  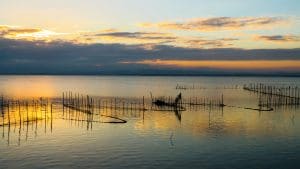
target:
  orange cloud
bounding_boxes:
[122,59,300,70]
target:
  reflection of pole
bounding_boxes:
[18,101,21,126]
[63,92,65,116]
[0,95,2,114]
[26,116,28,141]
[7,124,10,146]
[35,101,38,122]
[51,104,53,133]
[99,100,101,115]
[143,96,145,110]
[142,97,145,123]
[18,119,21,146]
[35,111,38,138]
[44,100,47,134]
[208,106,211,128]
[8,103,11,125]
[222,94,224,106]
[26,101,29,123]
[2,112,4,139]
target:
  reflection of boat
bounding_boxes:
[244,107,274,111]
[153,100,174,107]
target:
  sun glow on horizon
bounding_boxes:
[122,59,300,70]
[15,30,65,39]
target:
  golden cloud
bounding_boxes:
[0,25,41,36]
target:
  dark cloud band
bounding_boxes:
[0,37,299,75]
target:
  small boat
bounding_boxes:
[151,92,185,111]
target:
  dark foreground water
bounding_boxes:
[0,76,300,169]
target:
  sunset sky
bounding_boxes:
[0,0,300,75]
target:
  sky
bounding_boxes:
[0,0,300,75]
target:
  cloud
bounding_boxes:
[255,35,300,42]
[85,30,238,48]
[140,17,288,31]
[184,38,238,48]
[87,31,177,46]
[0,25,67,42]
[0,37,300,75]
[0,25,239,48]
[95,31,177,40]
[0,25,41,36]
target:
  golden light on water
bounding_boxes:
[1,76,56,98]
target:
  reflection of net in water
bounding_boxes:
[0,91,230,134]
[0,96,136,146]
[1,90,298,146]
[0,98,52,127]
[0,98,54,146]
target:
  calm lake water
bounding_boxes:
[0,75,300,169]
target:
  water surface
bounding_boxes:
[0,76,300,169]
